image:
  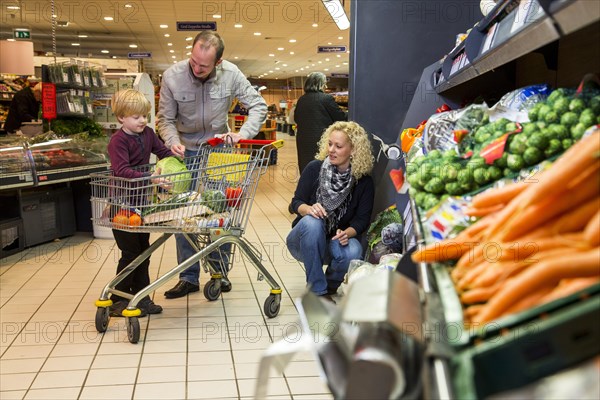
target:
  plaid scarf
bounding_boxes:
[317,158,355,234]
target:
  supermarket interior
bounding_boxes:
[1,0,600,399]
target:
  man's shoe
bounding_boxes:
[164,280,200,299]
[221,278,232,293]
[109,301,148,318]
[139,296,163,314]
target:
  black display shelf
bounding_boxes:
[1,162,109,190]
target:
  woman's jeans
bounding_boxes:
[286,215,363,295]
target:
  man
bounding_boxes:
[157,31,267,299]
[4,83,42,134]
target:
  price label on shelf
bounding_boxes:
[511,0,540,34]
[481,23,498,54]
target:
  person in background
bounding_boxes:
[286,121,375,301]
[293,72,347,173]
[4,83,42,134]
[107,89,174,317]
[157,30,267,299]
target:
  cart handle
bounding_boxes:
[206,137,284,149]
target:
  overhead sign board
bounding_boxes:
[317,45,347,53]
[331,73,349,78]
[128,52,152,59]
[13,29,31,40]
[177,21,217,31]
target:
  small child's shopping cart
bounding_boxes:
[90,139,284,343]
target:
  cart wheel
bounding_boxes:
[264,294,281,318]
[95,307,109,333]
[203,279,221,301]
[127,317,140,344]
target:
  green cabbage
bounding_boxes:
[156,157,191,194]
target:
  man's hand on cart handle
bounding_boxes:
[215,132,242,144]
[150,167,173,190]
[171,144,186,158]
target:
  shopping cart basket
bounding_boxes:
[90,139,284,343]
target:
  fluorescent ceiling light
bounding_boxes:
[160,24,168,28]
[78,35,88,38]
[104,16,113,21]
[7,6,20,10]
[213,14,221,18]
[167,43,172,46]
[71,43,80,46]
[185,37,193,41]
[321,0,350,30]
[164,34,170,37]
[234,24,242,28]
[101,50,109,53]
[289,39,296,43]
[129,44,137,48]
[312,23,318,28]
[254,32,261,36]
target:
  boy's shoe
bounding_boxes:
[139,296,163,314]
[109,300,148,318]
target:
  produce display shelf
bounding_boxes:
[549,0,600,35]
[1,162,110,190]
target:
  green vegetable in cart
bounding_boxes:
[441,162,460,183]
[457,169,473,186]
[407,173,422,190]
[544,110,559,124]
[527,133,549,150]
[552,97,569,114]
[466,156,486,169]
[442,149,458,159]
[445,182,462,196]
[488,166,503,181]
[508,135,527,155]
[579,109,596,128]
[546,88,568,104]
[201,190,227,213]
[548,123,569,140]
[424,177,445,194]
[505,122,518,133]
[155,156,191,194]
[569,98,586,114]
[560,111,579,127]
[545,139,562,157]
[521,122,537,136]
[503,167,512,177]
[523,147,543,166]
[528,103,541,121]
[562,138,573,150]
[537,104,552,121]
[473,167,489,185]
[571,123,587,140]
[423,194,440,210]
[507,154,524,172]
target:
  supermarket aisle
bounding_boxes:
[0,134,333,400]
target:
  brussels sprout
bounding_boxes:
[552,97,569,114]
[473,167,490,185]
[457,169,473,185]
[569,98,586,114]
[505,122,518,133]
[571,123,587,140]
[521,122,538,136]
[507,154,524,172]
[538,104,552,120]
[508,135,528,155]
[562,138,574,150]
[560,111,579,127]
[527,133,549,150]
[427,149,442,159]
[544,139,562,158]
[488,166,503,181]
[544,110,559,124]
[445,182,462,196]
[424,177,445,194]
[589,96,600,114]
[523,147,543,166]
[548,123,569,140]
[579,109,595,128]
[494,152,509,168]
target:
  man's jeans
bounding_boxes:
[286,215,362,295]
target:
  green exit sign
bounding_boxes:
[13,29,31,39]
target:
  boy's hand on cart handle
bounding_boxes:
[332,229,349,246]
[171,144,186,158]
[215,132,242,144]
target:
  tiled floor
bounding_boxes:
[0,134,334,399]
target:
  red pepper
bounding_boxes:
[225,187,243,207]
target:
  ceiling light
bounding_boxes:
[164,34,170,37]
[289,39,296,43]
[336,65,340,67]
[6,38,15,41]
[186,45,192,49]
[213,14,222,18]
[125,4,132,8]
[268,54,274,57]
[283,64,288,67]
[254,32,261,36]
[129,44,138,48]
[160,24,168,28]
[338,36,343,40]
[112,55,117,58]
[234,24,242,28]
[336,54,341,58]
[325,58,330,61]
[269,70,273,73]
[275,67,280,70]
[290,52,295,55]
[78,35,88,38]
[170,50,174,53]
[324,68,329,71]
[7,6,20,10]
[277,47,284,51]
[185,37,193,41]
[312,23,318,27]
[186,52,191,55]
[328,42,332,45]
[71,43,80,46]
[320,0,350,30]
[172,56,176,58]
[234,56,239,59]
[343,62,348,65]
[101,50,109,53]
[300,68,304,71]
[104,16,113,21]
[167,43,173,46]
[173,61,177,63]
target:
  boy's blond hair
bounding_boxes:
[111,89,151,118]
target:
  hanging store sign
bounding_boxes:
[177,21,217,31]
[317,45,347,53]
[331,73,349,78]
[42,83,57,120]
[13,28,31,40]
[128,52,152,59]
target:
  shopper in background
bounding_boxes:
[293,72,347,173]
[4,83,42,134]
[157,30,268,299]
[287,121,375,301]
[107,89,174,317]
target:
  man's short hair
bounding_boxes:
[193,31,225,61]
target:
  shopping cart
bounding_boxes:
[90,139,284,343]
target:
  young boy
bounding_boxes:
[107,89,173,317]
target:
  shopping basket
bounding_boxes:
[90,139,284,343]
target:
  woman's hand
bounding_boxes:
[305,202,327,219]
[332,229,349,246]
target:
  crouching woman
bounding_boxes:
[286,121,375,298]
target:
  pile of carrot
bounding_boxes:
[412,130,600,325]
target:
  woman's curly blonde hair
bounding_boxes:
[316,121,374,180]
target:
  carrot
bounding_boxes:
[550,198,599,235]
[457,260,491,290]
[501,286,554,317]
[460,283,501,305]
[411,240,474,263]
[471,181,528,209]
[500,176,600,241]
[538,277,600,305]
[470,260,532,288]
[472,248,600,323]
[461,213,497,238]
[520,131,600,208]
[566,161,600,191]
[584,210,600,247]
[464,204,504,217]
[497,233,586,262]
[464,304,484,319]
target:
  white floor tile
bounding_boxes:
[0,357,45,374]
[187,363,236,381]
[30,369,88,389]
[0,372,36,391]
[0,390,26,400]
[137,365,187,383]
[85,367,138,386]
[187,379,239,399]
[79,384,134,400]
[24,387,81,400]
[41,355,94,372]
[133,382,186,400]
